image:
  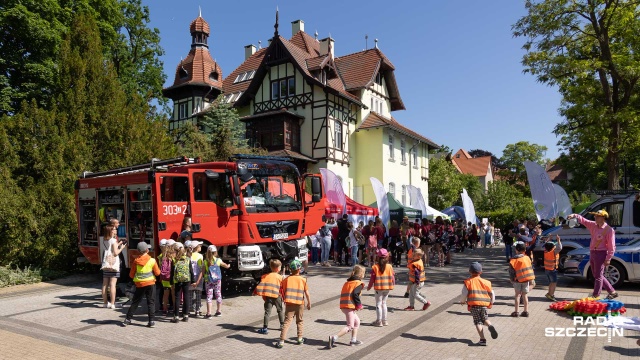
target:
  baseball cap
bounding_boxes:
[166,239,176,246]
[137,242,150,252]
[184,240,192,248]
[588,209,609,218]
[376,248,389,258]
[469,262,482,274]
[159,239,168,246]
[207,245,217,252]
[189,240,203,248]
[174,242,184,249]
[289,259,302,270]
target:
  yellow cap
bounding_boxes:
[588,209,609,218]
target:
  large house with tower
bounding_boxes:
[162,12,439,207]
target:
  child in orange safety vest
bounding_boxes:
[543,234,562,301]
[123,242,161,328]
[276,259,311,349]
[404,249,431,311]
[404,237,421,298]
[509,242,535,317]
[254,259,284,334]
[366,248,395,327]
[328,264,366,348]
[459,262,497,346]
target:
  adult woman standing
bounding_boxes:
[318,219,336,267]
[101,224,125,309]
[567,210,618,299]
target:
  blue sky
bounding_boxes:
[143,0,563,160]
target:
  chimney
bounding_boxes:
[319,37,334,57]
[244,44,256,60]
[291,20,304,36]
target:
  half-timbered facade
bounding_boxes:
[164,13,439,206]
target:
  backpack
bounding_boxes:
[160,256,172,281]
[319,226,331,237]
[368,234,378,248]
[174,257,190,283]
[207,258,222,282]
[355,230,365,246]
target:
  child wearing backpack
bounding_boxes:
[189,241,204,317]
[158,239,175,316]
[202,245,230,318]
[171,242,194,323]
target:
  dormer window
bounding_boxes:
[375,72,382,85]
[209,71,219,81]
[179,67,189,80]
[233,70,256,84]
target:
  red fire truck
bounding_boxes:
[75,155,325,279]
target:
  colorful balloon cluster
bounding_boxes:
[549,297,626,317]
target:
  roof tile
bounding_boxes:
[357,112,438,148]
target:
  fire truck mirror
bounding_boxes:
[237,163,254,182]
[232,175,241,197]
[311,177,322,202]
[192,223,201,232]
[205,170,219,180]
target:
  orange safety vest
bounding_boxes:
[339,279,363,309]
[544,250,559,271]
[464,276,492,310]
[406,248,414,268]
[255,272,282,298]
[372,264,394,291]
[133,258,156,283]
[510,256,535,282]
[408,259,426,283]
[282,275,307,305]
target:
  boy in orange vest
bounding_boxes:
[328,264,366,348]
[459,262,497,346]
[123,242,161,328]
[509,242,535,317]
[276,259,311,348]
[404,249,431,311]
[543,235,562,301]
[254,259,284,334]
[404,237,421,298]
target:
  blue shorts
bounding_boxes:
[545,269,558,283]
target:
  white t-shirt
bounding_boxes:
[103,238,120,271]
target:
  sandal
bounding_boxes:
[510,311,519,317]
[520,311,529,317]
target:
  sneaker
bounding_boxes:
[181,316,189,322]
[350,339,363,346]
[147,321,155,328]
[545,293,554,301]
[257,328,269,334]
[520,311,529,317]
[195,311,203,318]
[404,292,409,298]
[112,303,122,309]
[550,295,558,302]
[422,301,431,311]
[328,335,335,349]
[382,320,389,326]
[606,292,619,300]
[103,303,109,309]
[371,320,383,327]
[107,302,113,309]
[162,310,168,317]
[122,318,131,327]
[477,339,487,346]
[204,314,212,319]
[171,317,179,323]
[488,325,498,339]
[296,337,305,345]
[275,341,284,349]
[404,306,415,311]
[214,311,222,317]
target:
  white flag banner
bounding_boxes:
[524,161,557,221]
[320,168,347,215]
[407,185,427,217]
[461,188,477,225]
[553,184,573,219]
[370,177,389,232]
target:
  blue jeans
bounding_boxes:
[311,247,320,263]
[321,237,332,263]
[505,244,513,260]
[350,245,359,266]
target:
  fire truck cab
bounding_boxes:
[76,156,325,280]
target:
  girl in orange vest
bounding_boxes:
[328,264,365,348]
[366,249,395,326]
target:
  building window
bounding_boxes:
[178,102,188,119]
[334,121,343,150]
[402,185,406,205]
[400,139,406,164]
[388,134,394,160]
[389,182,395,198]
[271,77,295,100]
[375,72,382,85]
[210,71,219,81]
[412,146,418,168]
[370,98,374,111]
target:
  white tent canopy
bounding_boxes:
[424,205,449,220]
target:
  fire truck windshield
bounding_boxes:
[238,161,302,213]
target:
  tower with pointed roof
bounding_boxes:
[162,12,223,131]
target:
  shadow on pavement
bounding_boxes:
[80,318,123,326]
[401,332,475,345]
[603,344,640,357]
[227,334,273,347]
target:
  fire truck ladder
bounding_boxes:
[80,156,201,178]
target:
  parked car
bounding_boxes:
[533,192,640,270]
[563,238,640,288]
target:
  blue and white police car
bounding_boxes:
[563,238,640,288]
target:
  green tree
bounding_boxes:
[428,158,465,209]
[199,97,251,161]
[513,0,640,190]
[498,141,548,186]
